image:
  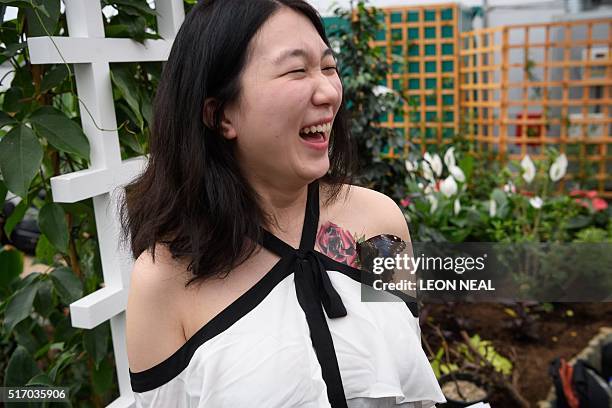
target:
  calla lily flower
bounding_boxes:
[454,199,461,215]
[427,194,438,213]
[430,154,443,177]
[449,165,466,183]
[444,147,456,168]
[549,153,568,182]
[440,176,458,198]
[529,196,543,209]
[405,159,417,173]
[521,155,536,184]
[422,160,434,182]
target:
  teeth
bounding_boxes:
[300,121,332,135]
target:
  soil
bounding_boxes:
[421,302,612,407]
[442,379,488,402]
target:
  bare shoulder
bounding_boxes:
[126,244,189,373]
[321,183,411,242]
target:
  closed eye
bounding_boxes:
[285,68,306,75]
[323,66,338,72]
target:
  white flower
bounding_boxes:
[440,176,458,198]
[405,159,417,173]
[489,199,497,217]
[430,154,443,177]
[427,194,438,213]
[423,183,434,195]
[454,199,461,215]
[503,182,516,194]
[549,153,568,182]
[521,155,536,184]
[422,160,434,182]
[529,196,543,209]
[417,182,424,190]
[444,147,456,168]
[449,165,466,183]
[372,85,394,97]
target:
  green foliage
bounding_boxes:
[402,144,610,243]
[430,346,458,378]
[0,0,168,404]
[328,1,409,202]
[458,334,513,376]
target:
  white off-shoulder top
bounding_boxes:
[129,181,446,408]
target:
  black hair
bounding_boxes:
[120,0,355,286]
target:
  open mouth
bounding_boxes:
[299,122,332,143]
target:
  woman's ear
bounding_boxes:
[203,98,237,140]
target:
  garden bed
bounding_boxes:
[422,302,612,406]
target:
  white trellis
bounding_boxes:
[27,1,185,406]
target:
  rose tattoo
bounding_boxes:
[316,222,360,268]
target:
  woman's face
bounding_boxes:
[222,7,343,188]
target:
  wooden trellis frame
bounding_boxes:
[460,18,612,196]
[369,4,462,155]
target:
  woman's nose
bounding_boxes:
[312,73,341,107]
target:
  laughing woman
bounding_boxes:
[121,0,445,406]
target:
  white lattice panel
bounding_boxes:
[26,1,185,406]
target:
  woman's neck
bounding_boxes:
[249,177,312,246]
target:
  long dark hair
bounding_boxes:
[119,0,355,286]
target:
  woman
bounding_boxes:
[122,0,445,406]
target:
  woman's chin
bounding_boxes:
[297,159,330,183]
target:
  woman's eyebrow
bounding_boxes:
[273,47,334,64]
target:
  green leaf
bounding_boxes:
[0,125,43,198]
[4,279,41,332]
[0,42,26,57]
[0,246,23,290]
[0,1,35,6]
[26,373,53,386]
[34,341,64,360]
[15,271,41,290]
[0,179,6,203]
[3,345,41,387]
[25,0,60,37]
[459,155,474,181]
[34,233,55,265]
[141,94,153,125]
[491,188,508,207]
[40,64,70,92]
[566,215,592,230]
[92,357,113,394]
[118,127,144,155]
[0,111,16,128]
[50,266,82,304]
[33,278,53,317]
[38,202,68,252]
[14,324,42,356]
[2,87,22,113]
[3,199,28,239]
[29,106,90,159]
[83,322,109,370]
[110,68,143,128]
[47,347,76,382]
